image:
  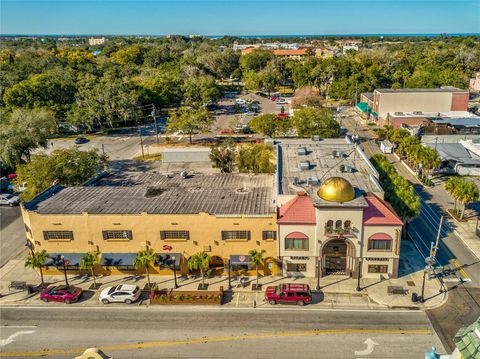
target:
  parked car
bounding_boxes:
[276,98,288,104]
[219,129,234,135]
[277,113,289,119]
[235,98,247,105]
[74,137,89,144]
[256,91,269,98]
[265,284,312,306]
[0,193,19,207]
[40,285,82,304]
[270,96,279,102]
[99,284,141,304]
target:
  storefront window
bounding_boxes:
[286,263,307,272]
[285,238,309,250]
[368,265,388,273]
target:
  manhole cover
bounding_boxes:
[407,281,415,286]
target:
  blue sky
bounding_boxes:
[1,0,479,36]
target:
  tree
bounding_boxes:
[291,86,323,108]
[446,177,479,220]
[239,49,275,71]
[445,177,460,212]
[133,248,156,289]
[0,108,56,168]
[14,148,108,201]
[236,143,275,174]
[188,251,211,288]
[25,250,49,287]
[248,113,290,138]
[67,73,141,129]
[210,138,236,173]
[181,75,221,108]
[80,252,101,287]
[248,249,266,287]
[167,107,213,144]
[291,107,339,137]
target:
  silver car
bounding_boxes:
[0,193,19,207]
[99,284,141,304]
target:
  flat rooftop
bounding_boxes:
[375,87,466,94]
[278,138,383,207]
[27,172,275,216]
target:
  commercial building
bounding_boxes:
[21,172,279,276]
[88,37,105,46]
[426,139,480,176]
[359,87,469,127]
[276,139,403,279]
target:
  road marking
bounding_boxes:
[0,328,432,357]
[355,338,379,356]
[0,331,35,347]
[449,259,471,282]
[0,326,37,329]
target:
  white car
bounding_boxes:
[235,99,247,105]
[99,284,141,304]
[0,193,19,207]
[276,98,288,104]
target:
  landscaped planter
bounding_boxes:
[150,288,223,305]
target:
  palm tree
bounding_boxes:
[458,180,479,220]
[25,250,49,287]
[445,177,460,212]
[188,251,211,288]
[80,251,100,287]
[133,248,156,288]
[248,249,266,288]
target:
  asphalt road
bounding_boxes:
[0,306,444,358]
[0,206,27,268]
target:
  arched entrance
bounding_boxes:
[321,238,356,276]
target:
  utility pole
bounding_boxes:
[432,216,444,259]
[139,127,145,158]
[152,104,159,145]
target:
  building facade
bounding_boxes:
[21,173,279,276]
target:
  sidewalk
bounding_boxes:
[0,258,446,310]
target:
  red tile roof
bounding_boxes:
[278,194,316,225]
[363,195,403,226]
[272,49,308,56]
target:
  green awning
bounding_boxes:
[356,102,371,113]
[371,112,378,117]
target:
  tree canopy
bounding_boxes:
[291,107,339,137]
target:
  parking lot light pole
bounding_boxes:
[60,255,69,286]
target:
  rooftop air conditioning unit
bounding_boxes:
[297,147,307,156]
[312,135,320,141]
[306,177,320,185]
[340,164,346,172]
[299,161,310,171]
[332,150,338,158]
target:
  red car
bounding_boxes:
[40,285,82,304]
[265,284,312,306]
[270,96,279,101]
[277,113,289,119]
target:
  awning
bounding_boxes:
[155,253,182,270]
[371,112,378,117]
[45,253,84,267]
[230,255,250,266]
[356,102,371,113]
[285,231,309,239]
[101,253,136,267]
[369,233,393,241]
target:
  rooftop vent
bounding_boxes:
[145,188,166,197]
[299,161,310,171]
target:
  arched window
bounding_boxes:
[344,220,351,229]
[326,220,334,229]
[285,232,309,251]
[368,233,393,251]
[335,220,342,229]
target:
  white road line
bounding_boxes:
[0,330,35,347]
[0,326,37,328]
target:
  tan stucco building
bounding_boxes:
[21,173,279,276]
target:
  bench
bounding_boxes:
[8,281,27,292]
[388,286,408,296]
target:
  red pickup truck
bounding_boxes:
[265,284,312,306]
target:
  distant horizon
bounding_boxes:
[2,1,479,36]
[2,33,480,38]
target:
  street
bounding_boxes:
[0,306,444,358]
[0,207,27,268]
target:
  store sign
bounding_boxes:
[291,256,309,260]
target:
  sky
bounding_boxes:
[1,0,479,36]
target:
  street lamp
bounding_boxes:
[171,255,178,289]
[356,257,363,292]
[228,260,232,290]
[60,255,69,286]
[316,258,321,291]
[420,258,435,303]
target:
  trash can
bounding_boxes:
[411,292,418,302]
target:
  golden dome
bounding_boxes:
[317,177,355,203]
